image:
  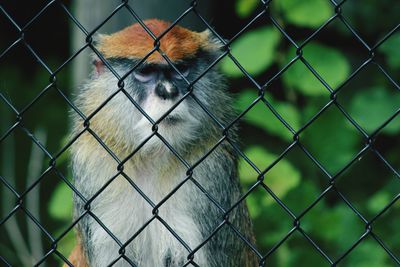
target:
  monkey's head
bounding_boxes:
[78,19,234,157]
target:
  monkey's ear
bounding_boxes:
[90,53,105,75]
[91,34,108,75]
[93,58,104,75]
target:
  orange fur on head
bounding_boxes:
[97,19,218,63]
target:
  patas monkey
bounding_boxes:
[67,19,257,267]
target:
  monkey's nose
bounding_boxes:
[155,82,179,100]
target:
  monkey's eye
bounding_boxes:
[172,65,190,80]
[133,66,157,83]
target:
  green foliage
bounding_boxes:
[54,230,76,264]
[342,240,393,267]
[348,86,400,134]
[367,190,392,214]
[48,182,73,220]
[230,1,399,265]
[302,104,360,174]
[236,90,301,141]
[48,182,75,262]
[304,202,363,249]
[235,0,259,18]
[282,43,351,96]
[239,146,301,197]
[379,33,400,69]
[276,0,333,28]
[239,146,301,251]
[221,26,281,77]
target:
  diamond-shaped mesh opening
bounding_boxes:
[17,86,72,154]
[339,235,398,267]
[266,230,331,267]
[300,189,366,261]
[1,1,399,266]
[338,75,400,138]
[0,43,50,110]
[0,206,57,266]
[372,199,400,259]
[235,88,299,141]
[376,30,400,77]
[275,145,329,214]
[22,4,70,69]
[335,150,400,219]
[0,127,50,192]
[244,184,294,253]
[373,134,400,172]
[340,0,400,45]
[299,104,365,174]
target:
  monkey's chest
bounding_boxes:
[83,170,205,267]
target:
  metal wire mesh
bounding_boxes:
[0,0,399,266]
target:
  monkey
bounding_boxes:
[67,19,258,267]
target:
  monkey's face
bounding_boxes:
[90,57,220,153]
[130,62,191,125]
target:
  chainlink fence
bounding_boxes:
[1,0,399,266]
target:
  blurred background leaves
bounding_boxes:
[227,0,399,266]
